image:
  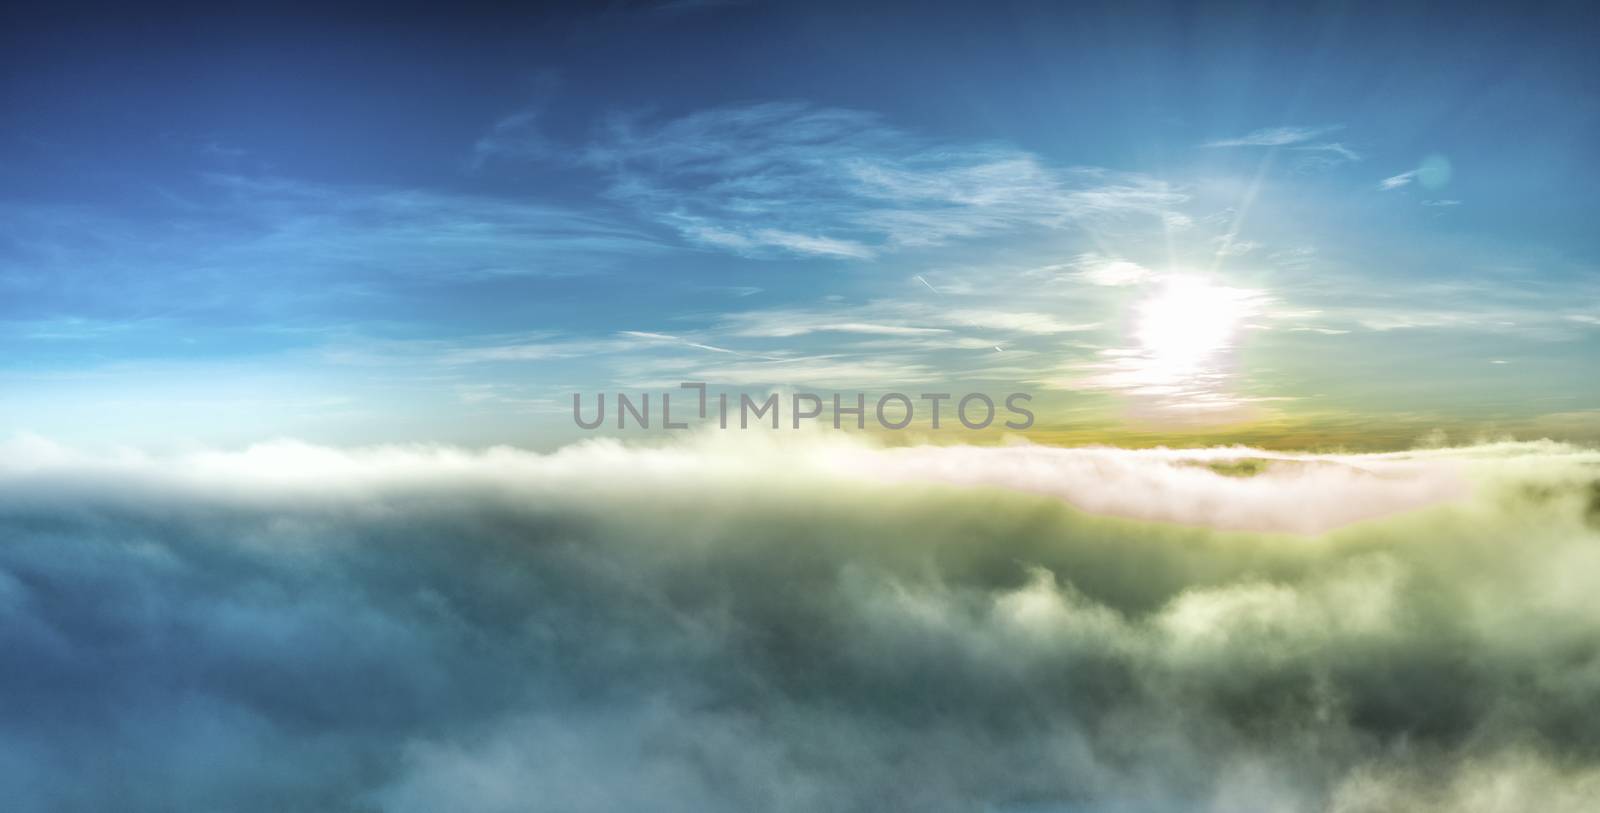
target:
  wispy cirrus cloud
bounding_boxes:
[466,72,562,171]
[580,102,1188,259]
[1300,141,1361,161]
[942,308,1099,335]
[1380,169,1418,190]
[1202,126,1360,171]
[716,301,1097,340]
[718,310,950,338]
[1202,124,1342,148]
[1291,141,1363,171]
[616,329,796,362]
[678,356,942,388]
[0,173,670,388]
[207,174,663,277]
[1025,255,1152,287]
[468,110,550,170]
[679,223,875,259]
[0,175,663,326]
[325,327,802,370]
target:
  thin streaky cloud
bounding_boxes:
[616,330,790,360]
[468,110,549,170]
[1294,141,1362,161]
[1202,125,1343,148]
[943,309,1100,334]
[718,309,951,338]
[1380,170,1418,190]
[574,102,1187,260]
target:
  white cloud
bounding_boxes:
[1212,235,1261,256]
[717,308,949,338]
[1379,170,1418,190]
[836,441,1470,534]
[1202,125,1343,148]
[583,102,1187,259]
[1290,141,1363,171]
[1068,253,1155,286]
[749,228,875,259]
[2,436,1598,811]
[1163,211,1194,229]
[718,302,1096,340]
[615,330,788,360]
[682,356,940,387]
[942,309,1100,334]
[1297,141,1361,161]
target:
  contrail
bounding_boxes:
[914,275,1004,352]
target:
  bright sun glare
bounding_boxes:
[1134,276,1251,366]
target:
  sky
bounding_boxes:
[4,7,1600,809]
[2,0,1597,448]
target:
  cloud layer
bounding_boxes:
[1,435,1598,811]
[585,102,1186,258]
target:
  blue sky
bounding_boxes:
[2,1,1596,447]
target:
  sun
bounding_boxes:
[1134,275,1252,367]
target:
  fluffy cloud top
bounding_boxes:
[1,434,1598,811]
